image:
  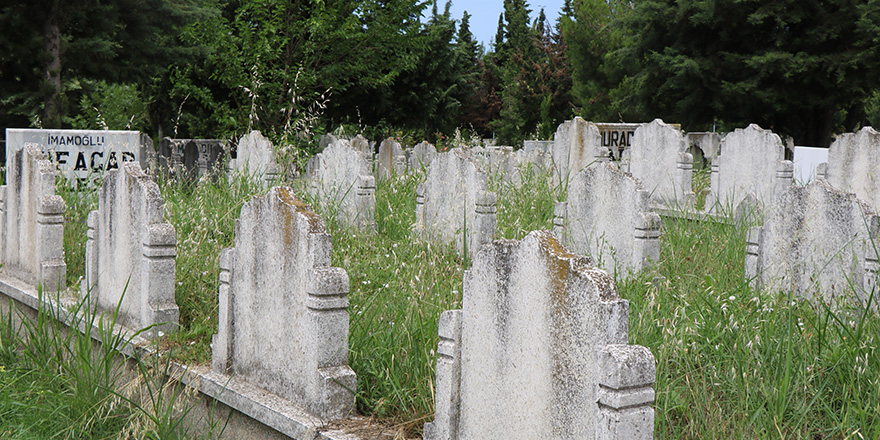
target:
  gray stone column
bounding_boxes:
[211,248,235,374]
[36,194,66,292]
[141,223,179,335]
[774,160,794,202]
[423,310,462,440]
[675,151,695,205]
[415,182,427,235]
[597,345,656,440]
[632,213,661,270]
[356,174,376,232]
[82,211,99,297]
[307,266,356,420]
[473,191,496,255]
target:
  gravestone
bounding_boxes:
[707,124,790,213]
[82,162,178,336]
[424,231,656,440]
[522,140,553,152]
[687,132,721,167]
[211,187,356,420]
[159,138,226,181]
[514,146,553,172]
[229,130,279,185]
[376,138,405,180]
[410,141,437,171]
[551,117,609,186]
[463,146,519,182]
[350,134,373,158]
[319,133,338,150]
[597,122,643,160]
[309,140,376,231]
[555,162,661,277]
[415,149,496,257]
[6,128,150,183]
[746,179,879,308]
[0,144,66,291]
[626,119,693,207]
[819,127,880,212]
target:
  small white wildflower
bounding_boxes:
[728,295,736,301]
[157,331,165,338]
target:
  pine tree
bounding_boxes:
[625,0,880,145]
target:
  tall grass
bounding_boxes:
[158,174,266,363]
[620,213,880,438]
[54,151,880,439]
[324,172,465,432]
[57,181,99,288]
[0,289,199,439]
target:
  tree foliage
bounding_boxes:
[621,0,880,145]
[171,0,426,142]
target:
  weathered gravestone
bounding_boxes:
[82,162,178,336]
[350,134,373,158]
[522,140,553,152]
[463,146,519,183]
[319,133,338,150]
[308,140,376,231]
[415,149,496,257]
[707,124,791,214]
[229,130,279,185]
[687,132,721,167]
[424,230,656,440]
[376,138,406,180]
[550,117,609,186]
[818,127,880,212]
[211,187,356,420]
[159,138,225,180]
[746,179,880,308]
[410,141,437,171]
[626,119,693,207]
[0,145,66,291]
[6,129,149,183]
[554,162,661,277]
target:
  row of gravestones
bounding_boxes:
[0,143,657,439]
[310,119,880,312]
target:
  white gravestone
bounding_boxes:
[424,231,656,440]
[818,127,880,212]
[551,117,609,186]
[82,162,178,336]
[746,179,880,308]
[376,138,405,180]
[309,140,376,231]
[6,128,150,183]
[211,187,356,420]
[415,149,496,257]
[554,162,661,277]
[229,130,279,185]
[707,124,791,214]
[410,141,438,171]
[0,144,66,291]
[350,134,373,159]
[627,119,693,207]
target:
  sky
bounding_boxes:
[434,1,568,50]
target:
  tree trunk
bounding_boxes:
[42,15,61,128]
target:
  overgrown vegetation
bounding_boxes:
[621,213,880,438]
[0,290,213,439]
[41,155,880,439]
